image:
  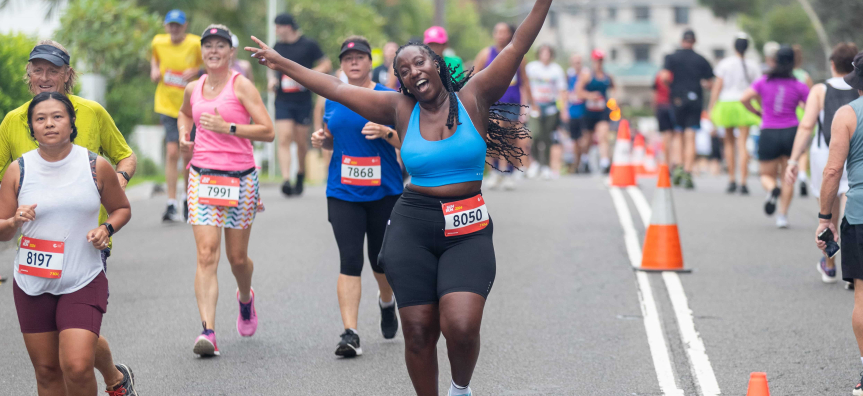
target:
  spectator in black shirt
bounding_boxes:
[661,29,714,189]
[371,42,398,90]
[268,13,332,197]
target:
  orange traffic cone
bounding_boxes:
[746,372,770,396]
[633,133,657,177]
[610,119,636,187]
[640,163,689,272]
[643,146,659,176]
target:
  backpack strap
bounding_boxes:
[17,157,24,198]
[88,151,98,188]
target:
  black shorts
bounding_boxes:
[569,117,583,140]
[378,187,496,308]
[327,195,400,276]
[842,217,863,283]
[672,98,702,131]
[757,127,796,161]
[583,110,610,131]
[709,136,723,160]
[160,115,196,143]
[275,100,312,125]
[656,105,675,132]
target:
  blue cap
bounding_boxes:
[165,9,186,25]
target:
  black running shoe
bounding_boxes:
[580,162,591,174]
[295,173,305,196]
[162,203,179,222]
[335,329,362,358]
[683,172,695,189]
[183,200,189,221]
[740,185,750,195]
[726,181,737,194]
[380,301,398,339]
[800,181,808,197]
[281,181,293,197]
[853,371,863,396]
[601,165,610,175]
[764,187,780,215]
[106,364,137,396]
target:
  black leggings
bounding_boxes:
[378,187,496,308]
[327,195,400,276]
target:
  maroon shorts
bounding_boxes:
[13,271,108,335]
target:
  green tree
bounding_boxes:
[444,0,492,64]
[283,0,387,60]
[0,33,36,117]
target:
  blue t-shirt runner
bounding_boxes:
[324,83,403,201]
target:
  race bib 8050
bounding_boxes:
[442,195,490,237]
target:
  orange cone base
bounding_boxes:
[610,164,636,187]
[639,224,690,272]
[746,372,770,396]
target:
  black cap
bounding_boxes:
[682,29,696,42]
[776,45,795,66]
[844,52,863,91]
[29,45,70,67]
[339,39,372,60]
[275,13,296,28]
[201,27,233,47]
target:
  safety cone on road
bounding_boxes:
[610,119,636,187]
[643,146,659,176]
[639,163,690,272]
[633,133,657,177]
[746,372,770,396]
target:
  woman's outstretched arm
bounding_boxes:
[246,36,403,127]
[467,0,552,106]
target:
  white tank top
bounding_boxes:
[14,145,103,296]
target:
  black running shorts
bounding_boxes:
[327,195,400,276]
[842,218,863,284]
[656,105,676,132]
[569,117,583,140]
[757,127,796,161]
[378,187,496,308]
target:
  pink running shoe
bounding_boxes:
[237,288,258,337]
[193,323,220,357]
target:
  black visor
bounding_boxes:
[339,40,372,60]
[29,45,70,67]
[844,53,863,91]
[201,27,233,47]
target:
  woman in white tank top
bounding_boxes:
[0,92,131,396]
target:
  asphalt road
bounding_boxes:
[0,173,857,395]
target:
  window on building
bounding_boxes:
[611,48,619,61]
[674,7,690,24]
[608,7,617,20]
[713,48,726,61]
[633,45,650,62]
[635,6,650,21]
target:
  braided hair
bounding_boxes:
[392,42,530,170]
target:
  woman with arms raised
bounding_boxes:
[248,1,551,394]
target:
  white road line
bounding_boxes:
[627,187,722,396]
[609,187,684,396]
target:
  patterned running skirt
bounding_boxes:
[187,167,259,229]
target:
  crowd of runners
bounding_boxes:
[8,0,863,393]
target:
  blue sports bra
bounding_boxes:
[401,97,487,187]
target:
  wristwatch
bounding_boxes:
[229,123,237,135]
[101,222,115,237]
[117,171,131,182]
[818,212,833,220]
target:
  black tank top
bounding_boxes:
[819,83,860,147]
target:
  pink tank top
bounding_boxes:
[191,71,255,171]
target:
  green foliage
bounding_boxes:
[105,75,159,138]
[699,0,762,19]
[56,0,162,76]
[443,0,492,65]
[285,0,387,61]
[739,3,822,74]
[0,33,35,117]
[365,0,432,45]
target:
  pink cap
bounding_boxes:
[591,49,605,60]
[424,26,448,45]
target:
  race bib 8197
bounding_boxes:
[17,237,64,279]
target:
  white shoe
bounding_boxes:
[527,162,540,179]
[776,215,789,229]
[502,175,516,190]
[484,172,501,190]
[513,169,525,180]
[540,166,552,180]
[816,258,839,284]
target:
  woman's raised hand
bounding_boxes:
[246,36,281,70]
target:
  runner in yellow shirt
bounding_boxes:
[150,9,203,222]
[0,40,138,396]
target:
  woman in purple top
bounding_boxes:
[473,22,534,188]
[742,46,810,227]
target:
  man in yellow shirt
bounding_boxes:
[0,40,138,396]
[150,9,202,222]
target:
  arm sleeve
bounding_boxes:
[702,58,715,79]
[323,100,334,124]
[751,77,764,96]
[96,104,134,165]
[663,54,673,71]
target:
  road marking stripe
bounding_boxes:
[609,187,684,396]
[627,187,722,396]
